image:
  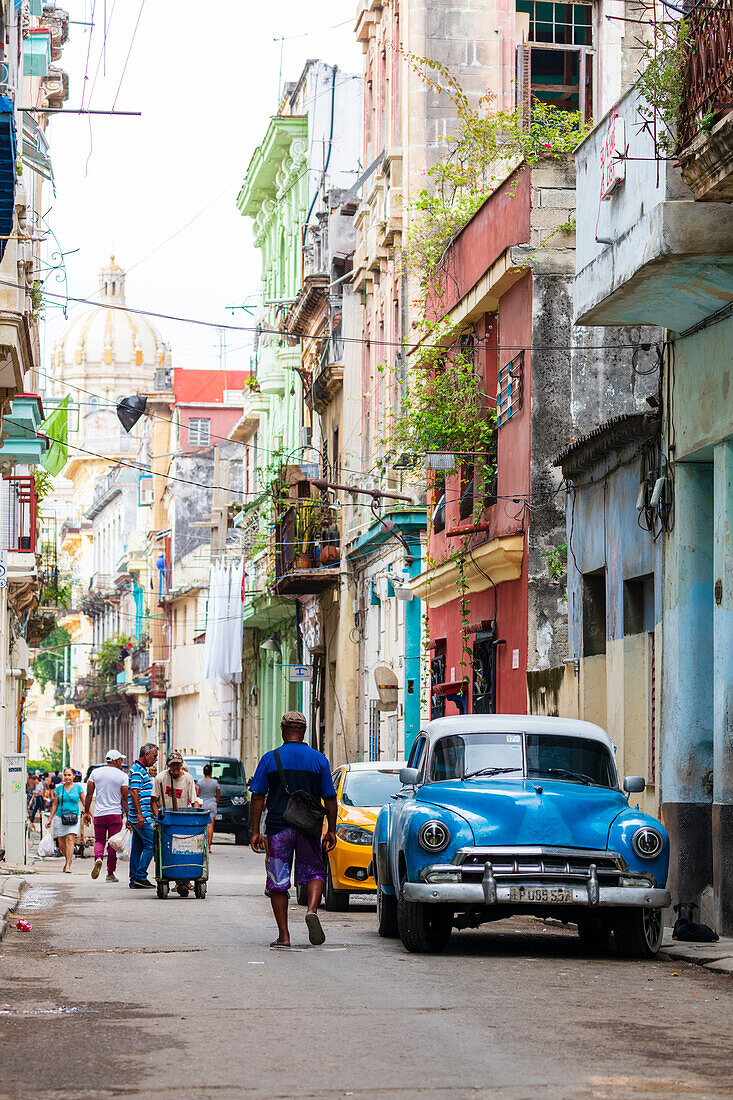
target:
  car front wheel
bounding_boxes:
[323,865,349,911]
[397,889,453,954]
[613,907,664,959]
[377,884,398,938]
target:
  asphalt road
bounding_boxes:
[2,842,733,1100]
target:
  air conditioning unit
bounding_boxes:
[138,475,154,506]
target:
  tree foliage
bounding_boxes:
[32,625,71,692]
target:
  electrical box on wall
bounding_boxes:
[1,754,27,866]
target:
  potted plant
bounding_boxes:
[294,498,317,570]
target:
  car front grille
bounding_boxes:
[454,846,626,887]
[218,795,233,808]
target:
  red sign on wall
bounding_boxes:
[600,114,626,200]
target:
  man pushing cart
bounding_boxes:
[151,751,209,900]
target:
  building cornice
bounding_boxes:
[410,534,524,607]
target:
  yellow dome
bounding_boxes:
[50,256,170,397]
[48,257,172,469]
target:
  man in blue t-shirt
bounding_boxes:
[127,742,159,889]
[250,711,337,948]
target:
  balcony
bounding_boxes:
[574,83,733,333]
[307,321,344,414]
[272,492,340,596]
[2,474,37,562]
[149,661,168,698]
[678,1,733,201]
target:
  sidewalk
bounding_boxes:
[0,873,29,940]
[661,929,733,975]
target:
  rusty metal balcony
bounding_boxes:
[272,502,340,596]
[678,1,733,200]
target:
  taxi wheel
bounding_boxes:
[397,890,452,954]
[324,865,349,911]
[377,884,399,938]
[613,907,664,958]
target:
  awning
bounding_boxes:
[0,96,17,263]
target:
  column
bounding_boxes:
[660,462,714,911]
[713,439,733,933]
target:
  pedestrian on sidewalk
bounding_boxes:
[26,773,44,834]
[196,764,220,852]
[249,711,337,948]
[150,750,203,898]
[83,749,129,883]
[127,742,159,890]
[46,768,85,872]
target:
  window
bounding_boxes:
[432,473,446,534]
[459,462,474,520]
[582,570,606,657]
[516,0,593,122]
[472,632,496,714]
[624,575,655,635]
[430,640,447,720]
[188,418,211,447]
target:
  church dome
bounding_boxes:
[50,256,170,400]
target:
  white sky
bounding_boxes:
[40,0,363,380]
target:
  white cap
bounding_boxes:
[105,749,126,762]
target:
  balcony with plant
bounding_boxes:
[272,486,341,596]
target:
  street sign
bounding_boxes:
[288,664,313,682]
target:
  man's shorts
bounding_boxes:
[265,828,326,894]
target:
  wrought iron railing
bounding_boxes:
[678,1,733,150]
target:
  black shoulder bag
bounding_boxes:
[59,786,79,827]
[273,750,325,839]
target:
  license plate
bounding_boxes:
[215,814,222,821]
[508,885,574,904]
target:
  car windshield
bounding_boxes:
[185,759,245,785]
[430,733,523,781]
[341,770,404,808]
[526,734,616,788]
[429,732,616,788]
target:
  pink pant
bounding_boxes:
[93,814,122,873]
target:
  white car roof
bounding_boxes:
[421,714,614,752]
[342,760,405,772]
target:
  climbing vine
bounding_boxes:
[402,53,591,296]
[636,17,691,152]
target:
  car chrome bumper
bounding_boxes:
[403,879,670,909]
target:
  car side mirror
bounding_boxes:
[400,767,419,786]
[623,775,645,794]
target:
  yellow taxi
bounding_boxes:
[323,761,404,911]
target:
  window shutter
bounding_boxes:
[516,44,531,130]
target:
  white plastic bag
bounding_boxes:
[37,830,55,858]
[108,826,128,853]
[117,829,132,861]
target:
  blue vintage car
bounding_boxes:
[373,715,670,957]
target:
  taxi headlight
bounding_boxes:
[336,824,373,846]
[231,796,246,806]
[631,826,663,859]
[418,820,450,853]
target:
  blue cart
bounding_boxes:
[153,809,210,899]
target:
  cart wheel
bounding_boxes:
[157,882,169,899]
[194,881,207,900]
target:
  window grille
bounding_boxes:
[496,351,524,427]
[188,418,211,447]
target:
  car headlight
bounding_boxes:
[336,824,373,846]
[418,819,450,853]
[231,796,246,806]
[631,826,663,859]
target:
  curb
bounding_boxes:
[0,876,28,942]
[661,934,733,976]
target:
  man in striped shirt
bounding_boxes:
[128,742,159,889]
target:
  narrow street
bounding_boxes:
[2,845,733,1100]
